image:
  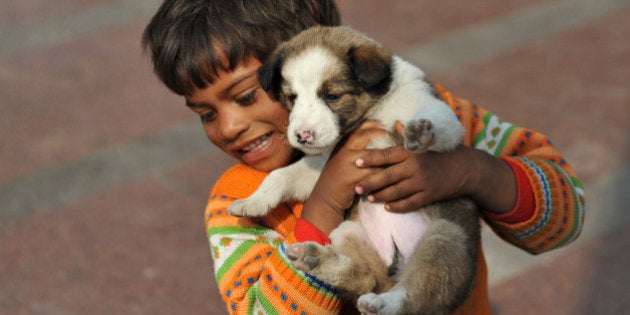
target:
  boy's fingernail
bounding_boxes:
[355,159,364,167]
[384,204,391,211]
[355,186,364,194]
[367,195,375,202]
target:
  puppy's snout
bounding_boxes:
[295,129,315,145]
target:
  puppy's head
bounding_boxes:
[258,26,392,154]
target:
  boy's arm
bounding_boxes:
[437,84,585,254]
[206,165,341,314]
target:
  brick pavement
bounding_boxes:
[1,0,628,314]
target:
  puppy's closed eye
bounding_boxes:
[324,93,341,103]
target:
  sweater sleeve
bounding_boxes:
[206,164,341,314]
[434,84,585,255]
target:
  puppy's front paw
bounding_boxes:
[286,242,330,272]
[404,119,435,153]
[226,198,271,217]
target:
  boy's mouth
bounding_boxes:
[239,133,272,154]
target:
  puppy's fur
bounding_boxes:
[228,26,480,315]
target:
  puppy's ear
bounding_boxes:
[258,48,286,100]
[348,44,392,95]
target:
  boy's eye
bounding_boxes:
[236,90,257,106]
[200,110,217,123]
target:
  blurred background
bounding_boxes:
[0,0,628,314]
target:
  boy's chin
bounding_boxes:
[244,152,297,173]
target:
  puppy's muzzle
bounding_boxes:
[295,129,315,145]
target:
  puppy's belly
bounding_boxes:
[357,200,431,266]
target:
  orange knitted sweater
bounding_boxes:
[205,84,584,314]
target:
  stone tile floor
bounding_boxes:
[1,0,628,314]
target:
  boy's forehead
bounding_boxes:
[186,58,263,101]
[213,57,262,89]
[186,41,248,87]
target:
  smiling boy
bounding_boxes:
[142,0,584,314]
[184,58,297,171]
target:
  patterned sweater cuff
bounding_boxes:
[294,218,332,245]
[484,157,535,224]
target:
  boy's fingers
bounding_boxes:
[383,193,428,213]
[356,146,407,168]
[357,120,381,130]
[394,121,404,136]
[345,127,388,149]
[365,178,415,204]
[355,167,408,195]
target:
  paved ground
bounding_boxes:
[1,0,628,314]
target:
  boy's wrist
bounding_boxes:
[466,148,517,215]
[301,197,345,236]
[484,157,535,223]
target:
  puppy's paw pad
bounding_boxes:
[404,119,435,153]
[286,242,329,272]
[357,293,384,315]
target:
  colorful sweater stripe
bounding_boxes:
[435,83,585,254]
[206,84,585,314]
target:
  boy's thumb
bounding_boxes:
[394,121,404,136]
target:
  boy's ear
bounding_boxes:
[347,44,393,95]
[258,49,286,100]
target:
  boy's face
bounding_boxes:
[185,58,295,172]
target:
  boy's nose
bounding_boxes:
[219,110,248,141]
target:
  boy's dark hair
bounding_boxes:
[142,0,340,96]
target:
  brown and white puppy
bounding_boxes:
[227,26,480,315]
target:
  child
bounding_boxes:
[142,0,585,314]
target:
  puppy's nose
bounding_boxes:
[295,129,315,145]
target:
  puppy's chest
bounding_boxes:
[356,200,431,266]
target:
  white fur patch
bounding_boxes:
[282,47,342,154]
[357,290,406,315]
[370,57,463,152]
[358,201,431,265]
[328,220,367,245]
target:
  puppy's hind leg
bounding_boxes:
[287,221,391,298]
[359,202,480,315]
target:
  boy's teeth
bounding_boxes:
[243,134,270,152]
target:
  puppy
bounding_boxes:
[228,26,480,315]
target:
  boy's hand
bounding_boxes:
[301,121,386,234]
[354,145,477,213]
[355,136,517,214]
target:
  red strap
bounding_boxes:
[294,218,332,245]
